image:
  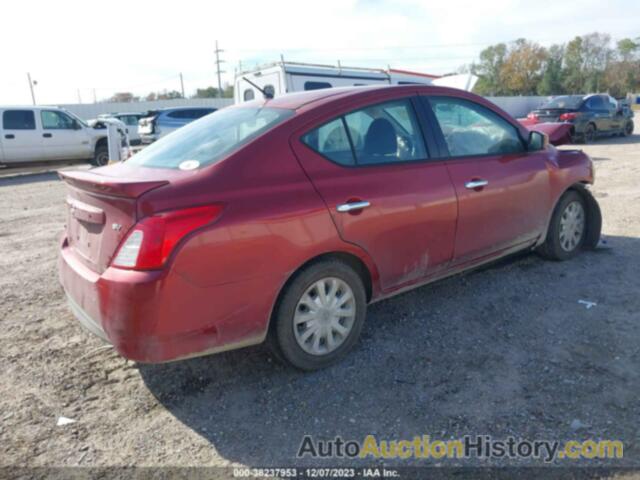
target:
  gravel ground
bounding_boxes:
[1,126,639,476]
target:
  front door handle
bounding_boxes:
[465,179,489,190]
[337,201,370,213]
[43,133,52,138]
[4,134,15,139]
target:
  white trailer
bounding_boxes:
[234,61,477,103]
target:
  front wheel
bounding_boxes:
[538,191,587,261]
[624,121,634,137]
[271,260,367,371]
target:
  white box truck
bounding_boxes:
[234,61,477,103]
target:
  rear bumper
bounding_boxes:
[58,239,271,363]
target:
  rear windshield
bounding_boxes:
[128,107,293,169]
[541,96,583,109]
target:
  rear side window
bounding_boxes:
[304,81,332,91]
[3,110,35,130]
[586,96,606,110]
[167,109,212,119]
[302,98,428,166]
[427,96,525,157]
[301,118,355,166]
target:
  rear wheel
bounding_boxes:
[538,191,587,261]
[92,143,109,166]
[271,260,367,371]
[583,123,596,143]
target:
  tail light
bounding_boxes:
[112,205,223,270]
[527,112,539,122]
[559,112,580,121]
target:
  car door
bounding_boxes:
[585,95,612,132]
[40,110,92,160]
[607,96,623,132]
[0,109,42,162]
[423,95,551,265]
[291,95,458,292]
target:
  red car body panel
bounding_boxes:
[58,85,595,363]
[518,118,573,146]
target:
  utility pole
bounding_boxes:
[77,89,82,104]
[214,40,225,98]
[27,73,36,105]
[93,89,97,104]
[179,72,185,98]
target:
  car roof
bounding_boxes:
[249,85,473,111]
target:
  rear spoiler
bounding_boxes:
[59,170,168,198]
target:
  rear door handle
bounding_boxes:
[465,179,489,189]
[337,201,370,213]
[43,133,52,138]
[4,134,14,139]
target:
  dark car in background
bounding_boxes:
[138,107,217,144]
[526,94,634,143]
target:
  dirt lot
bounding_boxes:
[1,126,639,476]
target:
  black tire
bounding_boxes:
[583,123,596,144]
[624,121,634,137]
[538,191,587,261]
[271,260,367,371]
[92,143,109,166]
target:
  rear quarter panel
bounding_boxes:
[137,126,380,346]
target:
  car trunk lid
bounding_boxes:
[59,166,169,273]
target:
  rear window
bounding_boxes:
[541,96,583,109]
[127,107,294,169]
[3,110,36,130]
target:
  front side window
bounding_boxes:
[428,96,525,157]
[127,107,293,169]
[2,110,35,130]
[302,98,428,166]
[41,110,76,129]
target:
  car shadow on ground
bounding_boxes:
[139,235,640,471]
[0,171,60,187]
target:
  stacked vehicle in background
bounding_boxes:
[523,94,634,143]
[137,107,217,144]
[0,106,112,165]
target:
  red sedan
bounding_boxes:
[58,85,601,370]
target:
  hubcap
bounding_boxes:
[293,277,356,356]
[559,201,585,252]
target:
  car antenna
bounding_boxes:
[242,77,273,100]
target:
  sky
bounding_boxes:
[1,0,638,105]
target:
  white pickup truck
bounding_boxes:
[0,106,110,165]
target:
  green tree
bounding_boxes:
[538,44,565,95]
[471,43,507,95]
[500,39,547,95]
[563,36,585,93]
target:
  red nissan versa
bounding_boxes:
[58,85,602,370]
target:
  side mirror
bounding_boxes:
[73,120,82,130]
[528,130,548,151]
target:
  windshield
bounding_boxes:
[541,96,583,109]
[128,107,294,169]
